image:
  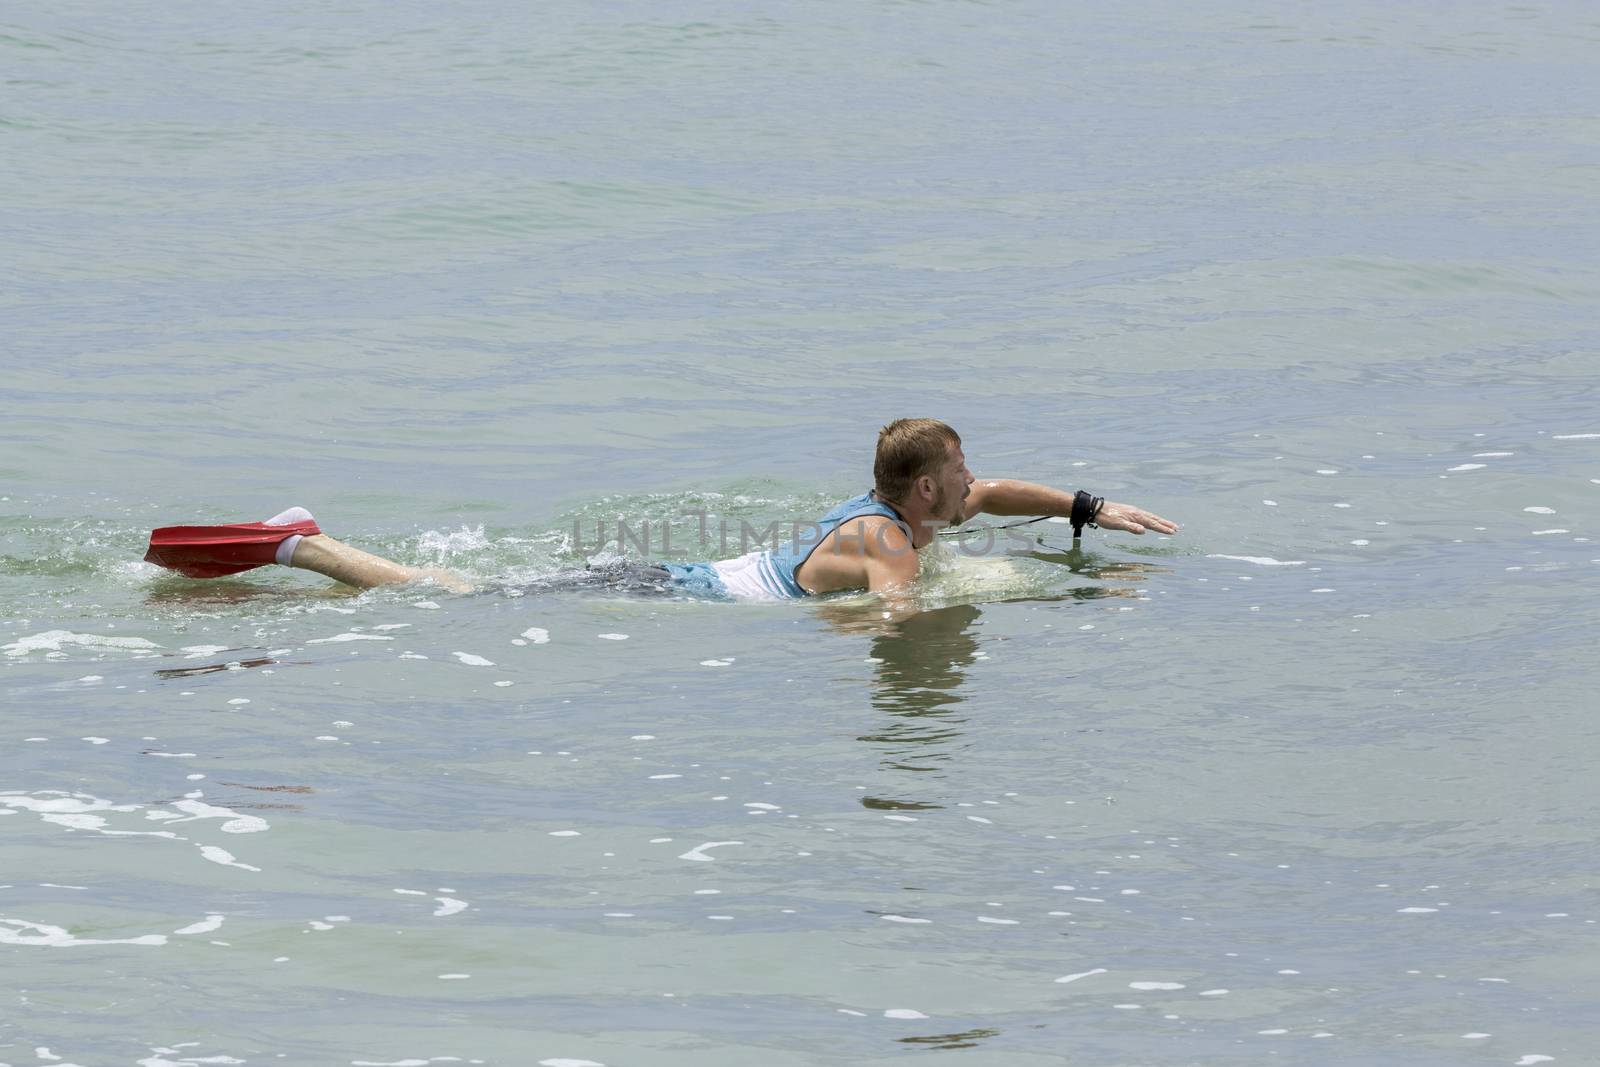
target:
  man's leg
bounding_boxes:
[287,534,473,592]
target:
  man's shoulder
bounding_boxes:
[835,512,908,543]
[803,514,913,568]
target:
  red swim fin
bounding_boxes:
[144,519,322,579]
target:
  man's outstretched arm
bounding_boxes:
[962,478,1178,536]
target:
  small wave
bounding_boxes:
[2,788,268,873]
[2,629,161,658]
[416,524,492,561]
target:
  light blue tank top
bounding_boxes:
[661,491,907,600]
[761,490,906,598]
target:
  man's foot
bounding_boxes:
[264,506,316,566]
[265,506,315,527]
[144,510,323,579]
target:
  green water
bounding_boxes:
[4,1,1598,1064]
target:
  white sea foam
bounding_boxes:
[173,914,225,936]
[1055,967,1108,984]
[418,524,489,558]
[3,793,145,833]
[139,1046,246,1067]
[168,795,269,834]
[678,840,742,861]
[451,652,494,666]
[1207,555,1306,566]
[307,633,393,644]
[433,898,468,917]
[884,1008,928,1019]
[3,787,266,873]
[0,916,166,948]
[1553,433,1599,439]
[3,630,160,657]
[521,627,550,644]
[1130,981,1185,990]
[198,846,260,872]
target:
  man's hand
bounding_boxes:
[1094,500,1178,536]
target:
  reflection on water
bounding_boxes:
[212,781,315,813]
[153,656,277,679]
[1006,542,1171,588]
[812,601,983,806]
[859,796,943,812]
[897,1027,1003,1050]
[144,576,352,609]
[859,603,982,773]
[815,550,1170,809]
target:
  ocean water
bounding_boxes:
[4,1,1598,1064]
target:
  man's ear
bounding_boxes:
[914,474,935,501]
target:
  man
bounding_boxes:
[144,419,1177,598]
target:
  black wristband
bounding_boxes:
[1070,490,1103,538]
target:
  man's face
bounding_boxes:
[929,446,974,525]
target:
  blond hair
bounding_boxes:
[874,418,961,502]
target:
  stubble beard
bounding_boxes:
[932,484,967,527]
